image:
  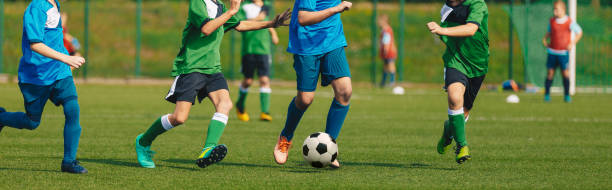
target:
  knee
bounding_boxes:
[25,120,41,130]
[335,88,352,105]
[171,114,188,126]
[63,100,80,117]
[242,79,254,87]
[296,95,314,109]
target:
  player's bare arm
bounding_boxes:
[542,32,550,47]
[298,1,352,26]
[568,31,582,50]
[427,22,478,37]
[30,42,85,69]
[269,28,280,44]
[200,0,242,36]
[235,9,291,31]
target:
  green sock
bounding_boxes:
[443,120,452,140]
[140,117,166,147]
[260,91,270,114]
[449,114,468,146]
[236,88,248,113]
[204,113,228,148]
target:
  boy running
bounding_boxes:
[134,0,290,169]
[0,0,87,173]
[235,0,280,122]
[427,0,489,164]
[273,0,353,168]
[542,0,582,103]
[378,14,398,87]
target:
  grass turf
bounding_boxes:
[0,83,611,189]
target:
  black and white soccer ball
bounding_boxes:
[302,132,338,168]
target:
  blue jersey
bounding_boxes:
[287,0,347,55]
[19,0,71,86]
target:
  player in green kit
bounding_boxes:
[235,0,280,122]
[134,0,290,169]
[427,0,489,164]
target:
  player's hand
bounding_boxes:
[271,8,291,28]
[567,42,574,50]
[427,22,444,35]
[229,0,242,14]
[336,1,352,13]
[63,55,85,69]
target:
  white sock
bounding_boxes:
[161,114,174,130]
[240,87,249,93]
[448,108,464,116]
[212,113,228,125]
[260,87,271,93]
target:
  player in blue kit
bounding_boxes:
[272,0,353,168]
[0,0,87,174]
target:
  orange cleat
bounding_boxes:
[273,136,292,165]
[236,109,250,122]
[330,159,341,169]
[260,113,273,121]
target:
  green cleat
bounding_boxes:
[455,145,471,164]
[437,120,453,154]
[135,134,156,168]
[196,144,227,168]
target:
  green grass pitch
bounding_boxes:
[1,83,611,189]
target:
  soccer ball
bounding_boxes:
[392,86,405,95]
[506,94,520,103]
[302,132,338,168]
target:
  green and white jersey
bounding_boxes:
[440,0,489,78]
[172,0,241,76]
[237,3,272,55]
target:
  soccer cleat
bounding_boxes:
[236,110,250,122]
[330,159,341,169]
[455,145,471,164]
[260,113,273,121]
[0,107,5,134]
[564,95,571,103]
[196,144,228,168]
[437,121,453,154]
[135,134,156,168]
[544,94,551,102]
[61,160,88,174]
[273,136,292,165]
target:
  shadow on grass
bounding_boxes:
[164,159,279,169]
[81,158,199,171]
[341,162,457,171]
[0,167,61,173]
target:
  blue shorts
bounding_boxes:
[19,77,78,122]
[293,47,351,92]
[546,53,569,70]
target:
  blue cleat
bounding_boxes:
[544,94,551,102]
[195,144,227,168]
[0,107,5,134]
[135,134,156,168]
[564,95,571,103]
[61,160,88,174]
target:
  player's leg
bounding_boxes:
[196,84,232,168]
[237,55,256,121]
[50,77,88,173]
[388,59,397,86]
[560,54,571,102]
[544,54,557,102]
[258,55,273,121]
[274,54,320,165]
[381,62,388,87]
[447,82,471,164]
[0,83,49,131]
[135,74,198,168]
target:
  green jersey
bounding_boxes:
[172,0,241,76]
[440,0,489,78]
[237,3,272,55]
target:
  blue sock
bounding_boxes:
[62,100,81,164]
[280,97,305,141]
[0,111,40,130]
[390,73,396,84]
[325,98,350,140]
[381,72,388,86]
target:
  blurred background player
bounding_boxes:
[273,0,353,168]
[0,0,87,173]
[61,12,81,57]
[235,0,280,122]
[378,14,398,87]
[542,0,582,103]
[134,0,290,169]
[427,0,489,164]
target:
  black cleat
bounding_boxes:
[195,144,228,168]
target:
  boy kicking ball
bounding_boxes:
[273,0,353,168]
[427,0,489,164]
[134,0,290,169]
[0,0,87,173]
